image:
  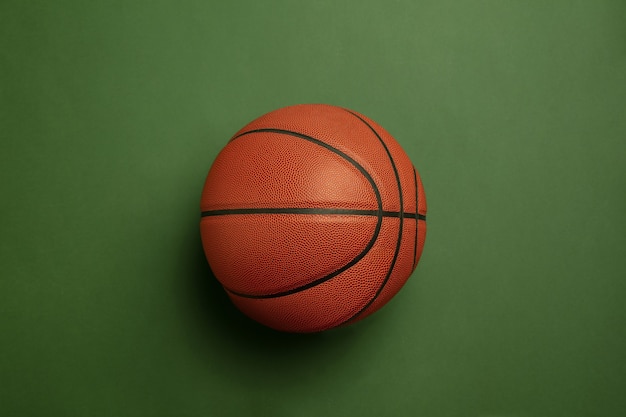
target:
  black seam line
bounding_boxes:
[222,128,384,299]
[413,167,418,269]
[340,110,405,325]
[201,207,425,220]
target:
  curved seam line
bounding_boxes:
[220,128,383,299]
[339,110,405,325]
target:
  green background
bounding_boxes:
[1,1,625,416]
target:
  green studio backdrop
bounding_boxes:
[1,1,625,416]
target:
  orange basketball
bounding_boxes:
[200,104,427,333]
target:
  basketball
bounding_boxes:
[200,104,427,333]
